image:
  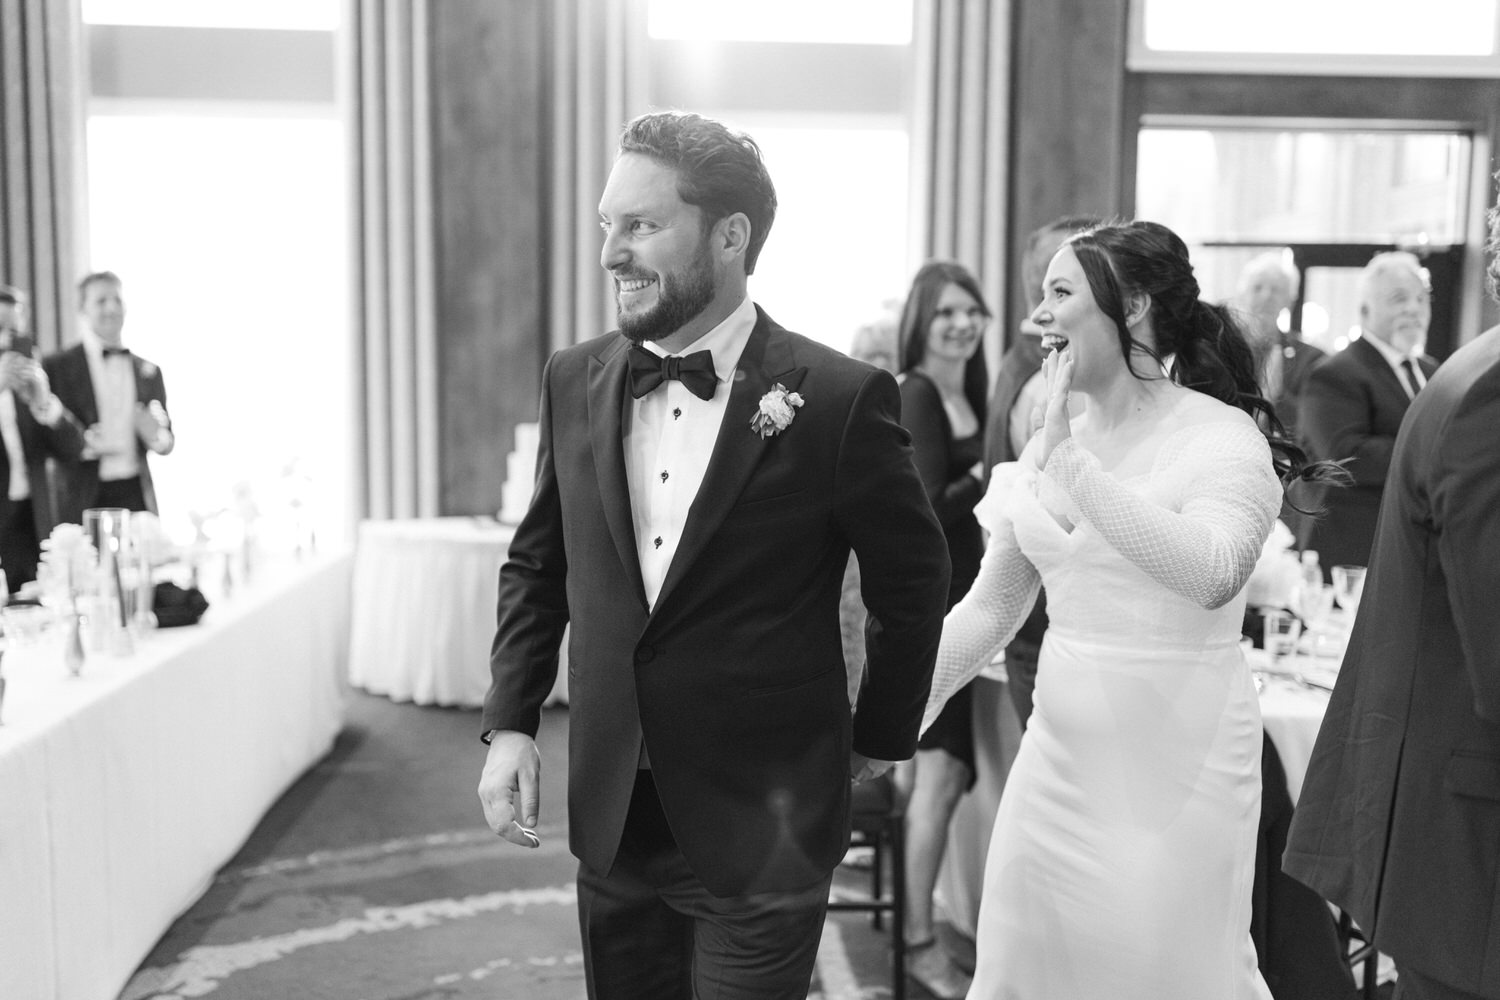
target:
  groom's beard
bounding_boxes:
[615,250,719,346]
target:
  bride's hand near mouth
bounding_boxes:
[1038,345,1074,467]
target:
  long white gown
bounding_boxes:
[925,404,1280,1000]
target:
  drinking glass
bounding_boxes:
[1295,581,1336,658]
[1331,565,1367,616]
[1262,608,1303,669]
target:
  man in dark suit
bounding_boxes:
[0,284,86,591]
[981,214,1097,728]
[1284,198,1500,1000]
[477,111,950,999]
[1298,251,1438,578]
[43,271,174,523]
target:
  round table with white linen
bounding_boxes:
[347,517,568,708]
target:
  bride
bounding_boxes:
[923,220,1333,999]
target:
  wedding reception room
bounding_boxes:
[3,1,1500,998]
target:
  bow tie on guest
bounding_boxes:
[627,345,717,401]
[101,346,131,358]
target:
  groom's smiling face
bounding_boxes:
[598,153,722,346]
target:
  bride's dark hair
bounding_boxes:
[1067,220,1341,492]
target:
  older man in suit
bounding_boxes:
[0,284,86,591]
[1298,251,1438,578]
[477,111,950,1000]
[43,272,174,523]
[1284,195,1500,1000]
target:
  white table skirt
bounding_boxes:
[936,650,1332,938]
[0,552,352,1000]
[347,517,567,708]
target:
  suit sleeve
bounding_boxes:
[835,369,951,760]
[1299,360,1394,487]
[482,356,571,739]
[899,375,982,531]
[1431,371,1500,721]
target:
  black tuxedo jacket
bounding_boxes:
[1285,326,1500,999]
[1298,335,1437,571]
[0,394,87,538]
[484,308,950,896]
[42,343,170,522]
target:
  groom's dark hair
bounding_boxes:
[619,111,778,275]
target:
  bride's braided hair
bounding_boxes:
[1068,220,1339,491]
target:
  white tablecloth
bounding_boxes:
[937,649,1334,937]
[0,552,352,1000]
[347,517,567,708]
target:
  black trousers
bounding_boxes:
[0,495,39,592]
[96,475,148,513]
[576,769,833,1000]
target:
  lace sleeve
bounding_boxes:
[921,465,1042,733]
[1042,420,1281,610]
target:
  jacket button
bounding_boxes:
[635,645,655,664]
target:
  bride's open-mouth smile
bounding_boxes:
[1041,333,1069,353]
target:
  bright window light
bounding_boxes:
[725,121,909,354]
[82,0,338,30]
[1142,0,1497,56]
[86,113,352,549]
[649,0,912,44]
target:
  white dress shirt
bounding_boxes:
[81,329,141,481]
[624,295,757,609]
[1360,329,1428,399]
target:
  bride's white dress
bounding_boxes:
[925,406,1280,1000]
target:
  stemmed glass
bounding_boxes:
[1331,565,1367,618]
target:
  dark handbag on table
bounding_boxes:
[152,582,209,627]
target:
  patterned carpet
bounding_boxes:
[119,692,946,1000]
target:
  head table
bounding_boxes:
[0,551,352,1000]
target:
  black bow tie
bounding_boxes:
[102,346,130,358]
[627,345,717,401]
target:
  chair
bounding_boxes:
[1337,912,1382,1000]
[827,772,908,1000]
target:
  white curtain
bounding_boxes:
[547,0,649,351]
[909,0,1012,363]
[345,0,440,520]
[0,0,86,352]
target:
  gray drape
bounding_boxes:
[0,0,85,352]
[344,0,440,519]
[909,0,1012,362]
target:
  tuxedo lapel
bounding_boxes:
[588,337,649,609]
[652,316,806,615]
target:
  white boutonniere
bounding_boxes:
[142,361,158,378]
[750,383,804,438]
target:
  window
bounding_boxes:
[1130,0,1500,75]
[85,112,352,549]
[648,0,912,44]
[82,0,338,30]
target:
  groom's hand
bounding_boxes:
[478,730,542,848]
[849,751,896,783]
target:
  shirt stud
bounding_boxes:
[660,470,669,483]
[653,536,663,549]
[672,407,682,419]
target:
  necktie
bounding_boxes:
[102,346,130,358]
[627,345,717,401]
[1398,358,1421,399]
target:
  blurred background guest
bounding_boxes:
[1229,251,1327,546]
[0,284,86,592]
[1230,250,1325,441]
[44,271,174,523]
[982,215,1099,729]
[847,304,901,375]
[1298,252,1438,579]
[1285,183,1500,1000]
[893,259,990,999]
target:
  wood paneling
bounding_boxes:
[430,0,547,515]
[1007,0,1130,330]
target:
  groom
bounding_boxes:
[478,110,950,999]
